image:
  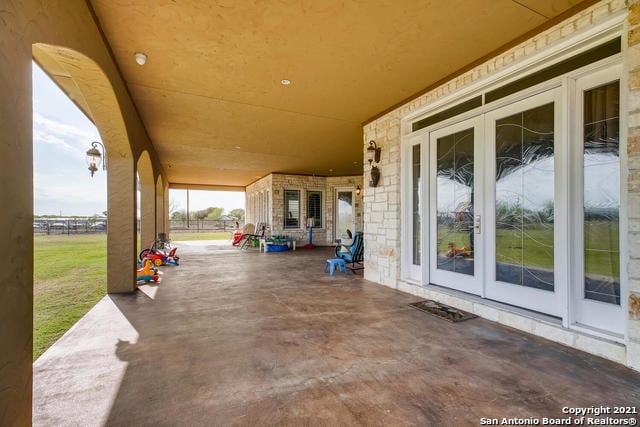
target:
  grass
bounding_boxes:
[436,221,619,278]
[34,234,106,360]
[170,231,232,241]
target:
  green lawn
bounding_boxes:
[34,234,106,360]
[437,221,619,278]
[170,231,232,241]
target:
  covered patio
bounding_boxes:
[34,243,640,425]
[5,1,640,424]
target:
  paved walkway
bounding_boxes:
[33,241,640,426]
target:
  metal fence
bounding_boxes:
[33,218,244,235]
[169,219,243,232]
[33,218,107,235]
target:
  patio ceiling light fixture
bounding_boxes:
[367,140,381,188]
[86,141,106,178]
[135,52,147,65]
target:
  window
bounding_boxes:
[284,190,300,229]
[582,80,620,304]
[307,191,323,228]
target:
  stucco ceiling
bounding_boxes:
[89,0,586,188]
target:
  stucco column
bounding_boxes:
[107,155,137,293]
[163,184,170,236]
[140,179,156,249]
[0,14,33,424]
[156,178,164,236]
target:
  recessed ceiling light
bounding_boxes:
[329,169,333,172]
[134,52,147,65]
[235,146,241,149]
[280,79,291,85]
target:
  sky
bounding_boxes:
[32,62,244,216]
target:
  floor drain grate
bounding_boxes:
[409,300,477,323]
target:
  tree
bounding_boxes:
[229,208,245,221]
[171,210,187,220]
[206,207,224,220]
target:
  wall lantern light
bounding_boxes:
[366,140,381,165]
[356,185,361,196]
[86,141,106,178]
[366,140,381,188]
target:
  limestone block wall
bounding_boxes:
[246,173,363,245]
[626,0,640,368]
[245,174,272,227]
[363,0,639,368]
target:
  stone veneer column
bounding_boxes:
[626,0,640,370]
[363,114,402,287]
[107,155,137,293]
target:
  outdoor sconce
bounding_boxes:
[356,185,361,196]
[367,140,381,188]
[86,141,106,178]
[366,140,381,165]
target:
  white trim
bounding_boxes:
[403,13,625,125]
[283,188,302,231]
[306,189,325,230]
[570,63,625,336]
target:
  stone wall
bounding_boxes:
[246,173,363,245]
[362,0,639,369]
[626,0,640,368]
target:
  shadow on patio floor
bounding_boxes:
[34,242,640,426]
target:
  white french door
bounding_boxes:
[484,88,565,316]
[429,116,484,295]
[407,60,625,336]
[334,188,355,242]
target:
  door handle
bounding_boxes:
[474,215,481,234]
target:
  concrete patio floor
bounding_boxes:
[34,241,640,426]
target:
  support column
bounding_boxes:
[163,184,170,236]
[0,10,33,423]
[156,177,165,236]
[107,155,137,293]
[140,178,156,249]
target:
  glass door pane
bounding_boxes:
[583,81,620,305]
[495,103,555,291]
[436,128,475,275]
[429,116,483,296]
[335,190,354,241]
[412,145,421,265]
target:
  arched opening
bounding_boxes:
[156,175,167,237]
[137,151,156,252]
[33,44,137,294]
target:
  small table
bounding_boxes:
[259,239,297,252]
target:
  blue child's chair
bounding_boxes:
[335,231,364,273]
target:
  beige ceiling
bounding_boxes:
[89,0,586,188]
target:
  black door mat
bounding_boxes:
[409,300,477,323]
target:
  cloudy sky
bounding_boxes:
[33,63,244,217]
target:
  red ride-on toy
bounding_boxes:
[139,241,180,266]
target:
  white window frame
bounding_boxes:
[306,189,325,229]
[283,188,302,230]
